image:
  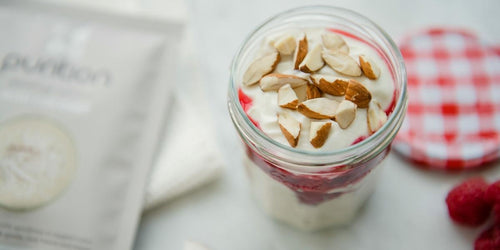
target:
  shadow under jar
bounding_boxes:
[228,6,407,231]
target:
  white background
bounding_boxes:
[135,0,500,249]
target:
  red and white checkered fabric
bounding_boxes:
[393,28,500,170]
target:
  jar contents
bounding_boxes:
[237,27,397,230]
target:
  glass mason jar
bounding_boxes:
[228,6,407,231]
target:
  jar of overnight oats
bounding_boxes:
[228,6,407,231]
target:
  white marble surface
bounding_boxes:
[134,0,500,249]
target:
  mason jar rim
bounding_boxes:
[228,5,407,168]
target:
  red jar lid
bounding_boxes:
[393,28,500,170]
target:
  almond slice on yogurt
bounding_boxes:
[278,84,299,109]
[345,80,372,108]
[306,84,322,99]
[335,100,357,129]
[293,35,308,70]
[274,35,296,55]
[359,55,381,80]
[309,121,332,148]
[322,50,362,77]
[321,33,349,54]
[297,97,339,119]
[242,51,281,86]
[299,44,324,73]
[367,99,388,134]
[310,74,349,96]
[278,112,301,147]
[293,85,308,102]
[260,73,308,91]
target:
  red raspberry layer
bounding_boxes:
[246,144,389,205]
[351,136,367,146]
[238,89,260,128]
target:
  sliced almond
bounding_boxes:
[306,84,322,99]
[309,121,332,148]
[242,51,281,86]
[274,35,296,55]
[335,100,357,129]
[294,85,308,102]
[367,99,388,134]
[321,33,349,54]
[345,80,372,108]
[297,98,339,119]
[322,50,362,76]
[260,73,308,91]
[310,74,349,96]
[293,35,308,70]
[359,55,381,80]
[299,44,324,73]
[278,112,301,147]
[278,84,299,109]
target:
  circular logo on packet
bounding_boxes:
[0,117,77,210]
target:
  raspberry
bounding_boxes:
[485,180,500,204]
[445,177,491,226]
[493,203,500,224]
[475,225,500,250]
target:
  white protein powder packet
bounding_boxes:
[0,1,183,249]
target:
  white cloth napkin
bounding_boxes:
[143,23,224,210]
[143,94,224,210]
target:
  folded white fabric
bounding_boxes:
[143,94,224,210]
[143,21,224,210]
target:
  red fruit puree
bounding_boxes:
[246,145,389,205]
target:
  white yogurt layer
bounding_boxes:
[244,154,385,231]
[241,28,395,150]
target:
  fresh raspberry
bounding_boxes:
[493,203,500,224]
[445,177,492,226]
[485,180,500,204]
[475,225,500,250]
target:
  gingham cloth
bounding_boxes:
[393,28,500,170]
